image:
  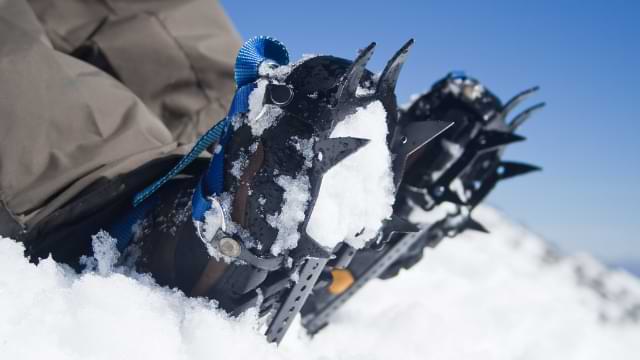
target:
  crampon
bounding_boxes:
[301,72,544,336]
[108,36,541,344]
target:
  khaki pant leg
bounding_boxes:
[27,0,242,144]
[0,0,241,227]
[0,2,175,224]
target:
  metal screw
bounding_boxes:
[219,237,241,258]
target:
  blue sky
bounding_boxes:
[221,0,639,264]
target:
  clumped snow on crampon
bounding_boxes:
[245,79,282,136]
[1,206,639,360]
[307,100,395,249]
[267,175,311,256]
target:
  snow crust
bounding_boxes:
[298,206,640,359]
[307,101,395,249]
[1,206,639,359]
[79,230,120,276]
[267,175,311,256]
[247,80,282,137]
[0,236,277,360]
[201,202,224,243]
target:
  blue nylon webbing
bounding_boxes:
[110,196,158,252]
[133,36,289,207]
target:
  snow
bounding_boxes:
[0,237,276,360]
[289,136,315,168]
[197,194,246,263]
[79,230,120,276]
[259,62,293,82]
[296,206,640,359]
[267,175,311,256]
[1,206,639,359]
[230,153,248,179]
[444,77,485,101]
[307,101,396,249]
[246,80,282,137]
[355,85,375,97]
[201,203,224,242]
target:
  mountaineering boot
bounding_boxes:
[112,37,448,343]
[301,73,544,335]
[382,74,544,278]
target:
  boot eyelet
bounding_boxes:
[266,84,294,106]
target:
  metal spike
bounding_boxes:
[373,215,420,249]
[384,214,420,234]
[477,130,526,153]
[314,137,370,174]
[466,217,489,234]
[376,39,415,101]
[501,86,540,118]
[509,102,545,131]
[398,120,453,152]
[335,43,376,105]
[291,233,332,260]
[497,161,541,180]
[391,120,454,186]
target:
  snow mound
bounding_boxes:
[1,206,639,359]
[307,101,395,249]
[293,206,640,359]
[0,236,282,360]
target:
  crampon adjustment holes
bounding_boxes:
[302,230,427,334]
[265,258,328,343]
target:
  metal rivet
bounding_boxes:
[219,237,241,258]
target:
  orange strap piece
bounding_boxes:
[328,269,355,295]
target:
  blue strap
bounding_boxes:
[191,84,254,222]
[133,36,289,207]
[110,196,159,252]
[120,36,289,245]
[191,36,289,222]
[132,117,229,207]
[204,83,254,194]
[132,82,255,207]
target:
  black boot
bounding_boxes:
[301,72,543,335]
[118,37,444,343]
